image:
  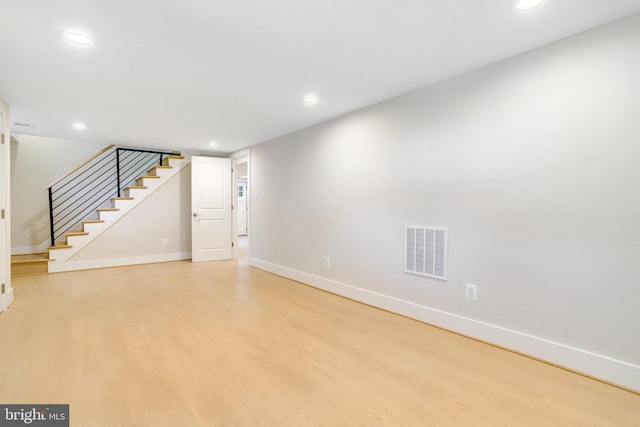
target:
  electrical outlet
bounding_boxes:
[324,257,331,268]
[162,238,168,247]
[466,283,478,300]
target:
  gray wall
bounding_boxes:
[249,14,640,386]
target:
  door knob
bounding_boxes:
[193,212,198,217]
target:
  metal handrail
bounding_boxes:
[47,146,176,246]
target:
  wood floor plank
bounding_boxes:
[1,259,638,426]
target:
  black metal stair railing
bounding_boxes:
[47,146,176,246]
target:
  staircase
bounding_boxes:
[12,151,187,275]
[11,253,51,277]
[48,154,186,273]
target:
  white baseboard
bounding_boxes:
[1,286,14,311]
[49,252,192,273]
[249,257,640,392]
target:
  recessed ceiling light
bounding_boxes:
[513,0,545,11]
[72,122,87,131]
[62,30,92,46]
[209,140,219,148]
[303,94,320,106]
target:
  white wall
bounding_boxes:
[249,14,640,390]
[68,164,191,265]
[10,134,106,253]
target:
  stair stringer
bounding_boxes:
[48,157,190,273]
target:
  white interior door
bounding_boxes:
[191,156,232,262]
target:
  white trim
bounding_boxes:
[229,148,250,163]
[49,252,191,273]
[0,96,12,312]
[2,286,14,311]
[249,257,640,392]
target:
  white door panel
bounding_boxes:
[198,219,227,249]
[197,162,225,210]
[191,156,232,262]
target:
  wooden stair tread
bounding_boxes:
[11,253,50,262]
[11,260,49,276]
[65,232,89,237]
[11,258,52,265]
[125,186,147,190]
[49,244,72,250]
[83,220,105,224]
[111,197,134,200]
[135,176,160,185]
[147,165,172,173]
[97,208,120,211]
[162,155,184,166]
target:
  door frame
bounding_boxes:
[229,149,250,259]
[0,96,13,312]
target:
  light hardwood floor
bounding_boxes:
[1,258,638,426]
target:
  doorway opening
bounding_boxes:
[231,150,250,261]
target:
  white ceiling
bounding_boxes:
[1,1,639,154]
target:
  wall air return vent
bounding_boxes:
[12,122,33,128]
[405,226,448,280]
